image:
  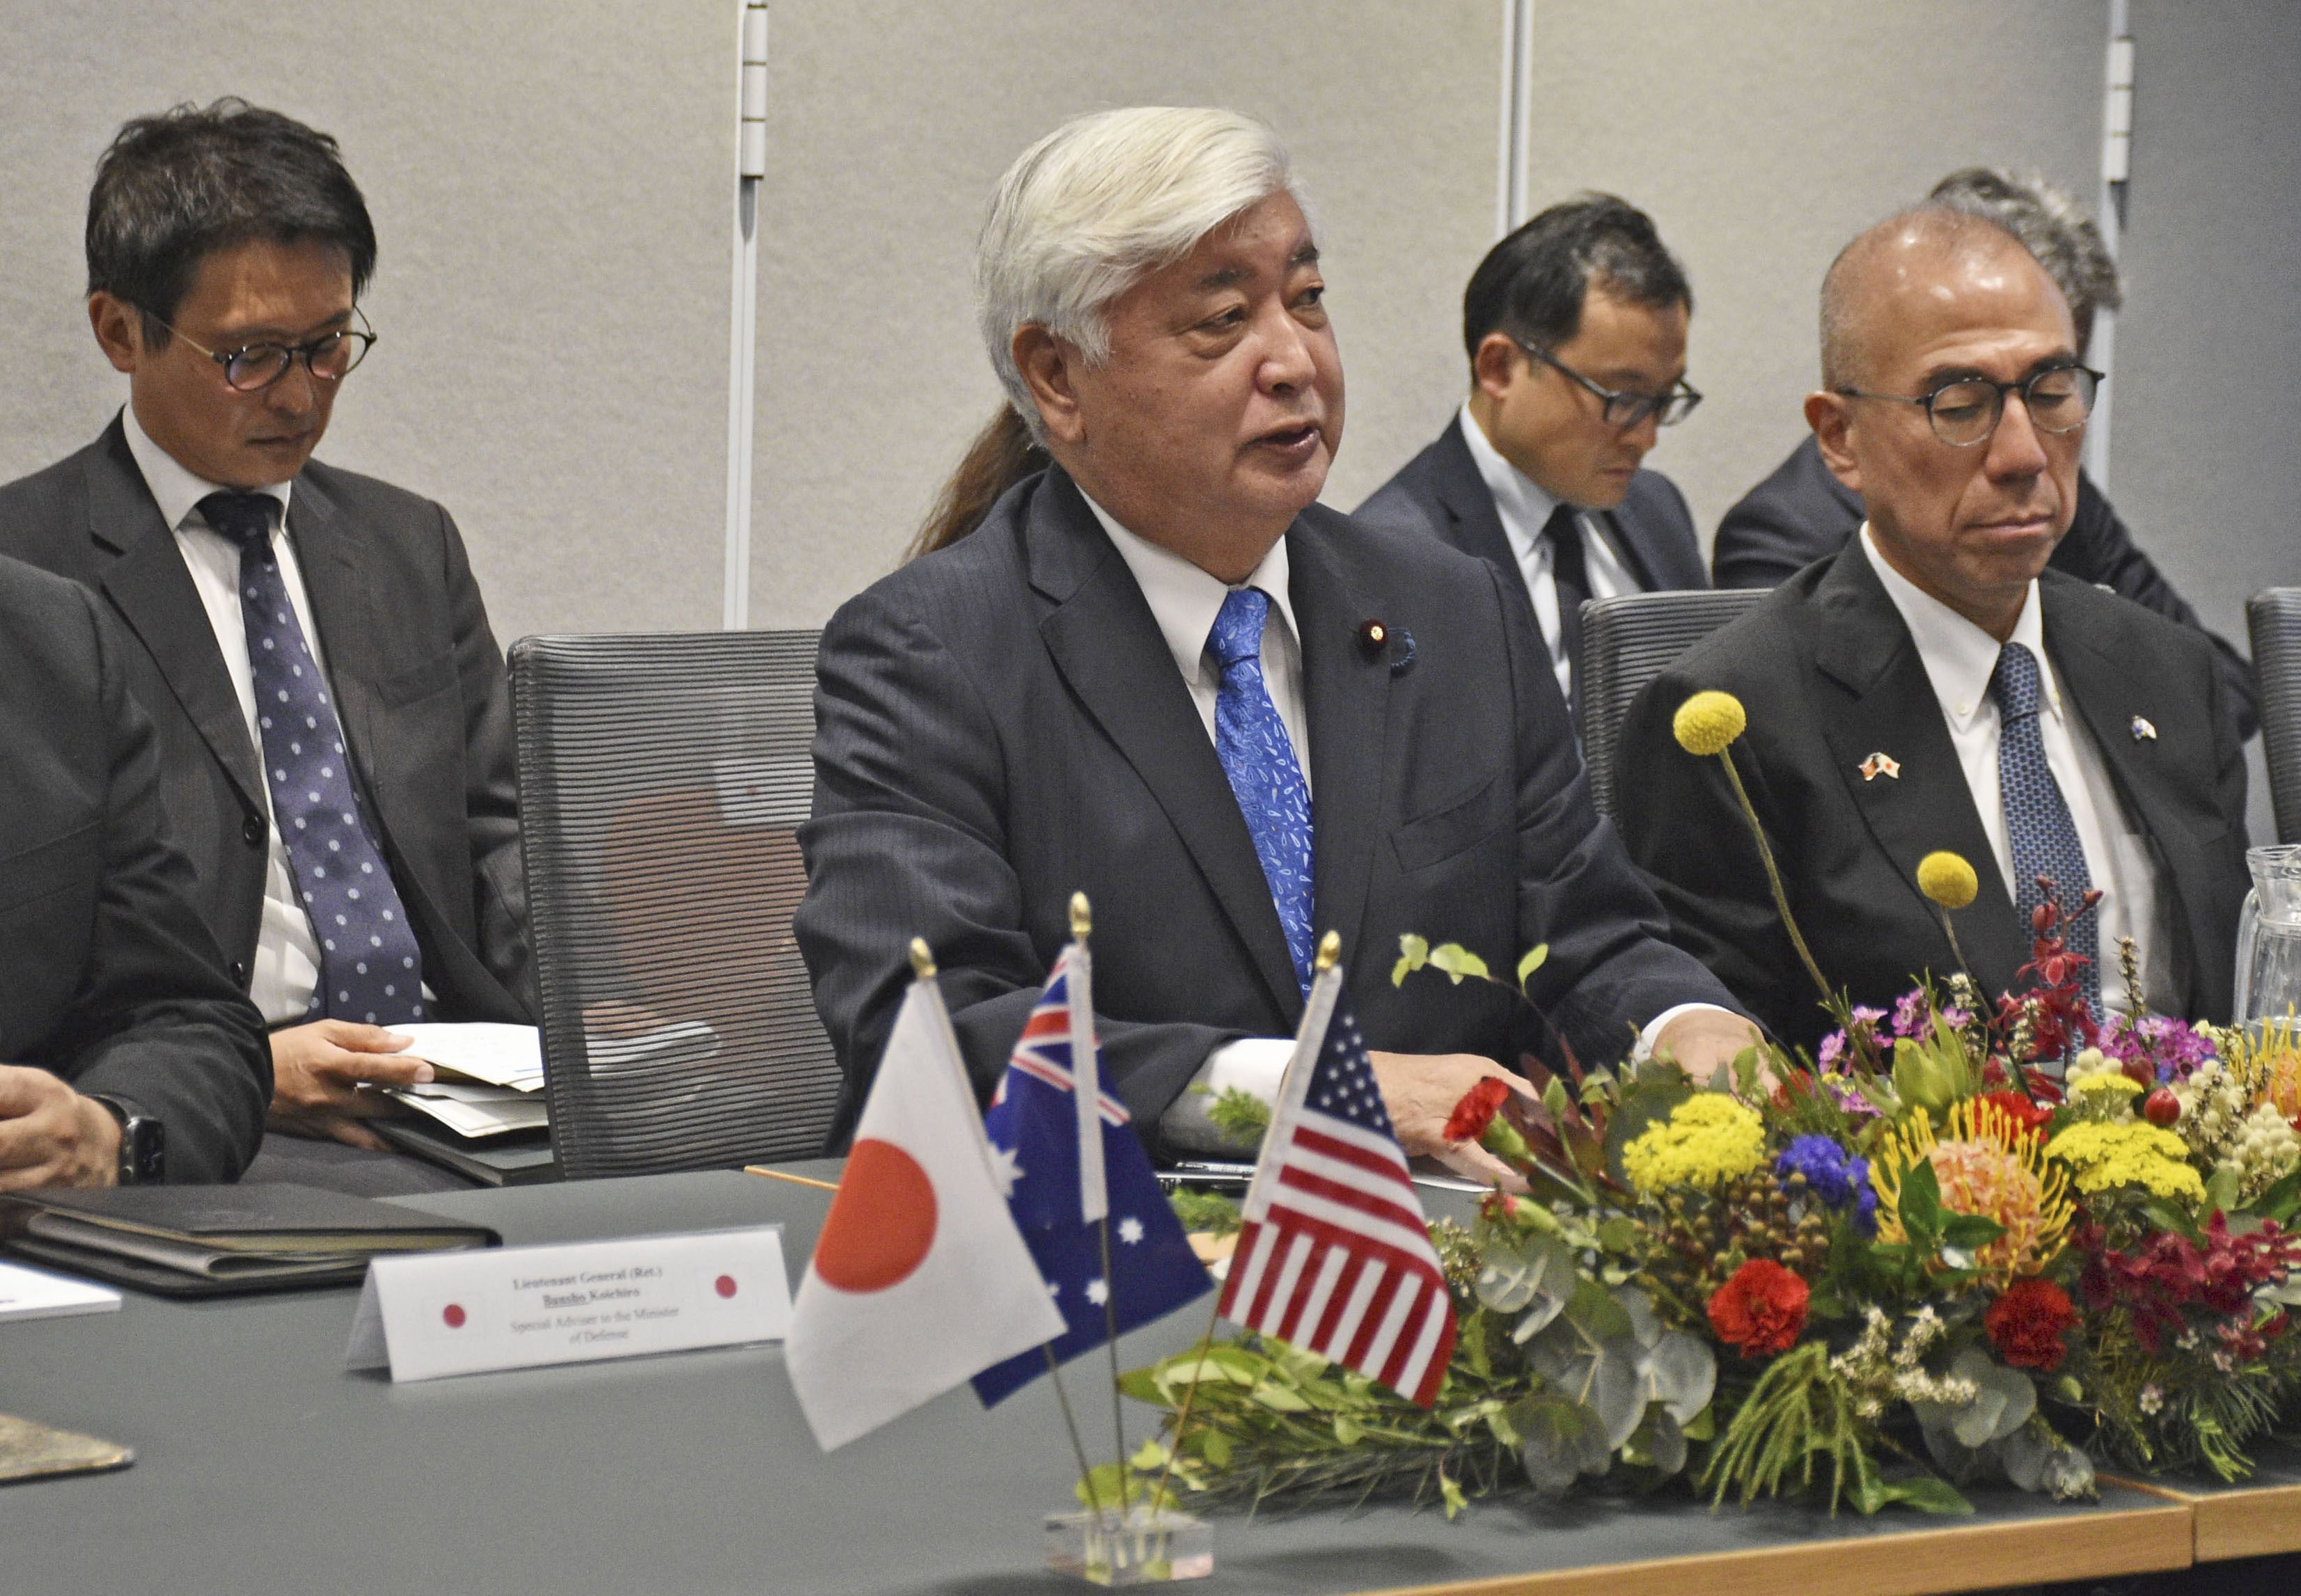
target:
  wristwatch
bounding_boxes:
[88,1096,166,1185]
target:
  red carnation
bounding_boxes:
[1984,1279,2079,1372]
[1445,1077,1511,1144]
[1707,1259,1809,1358]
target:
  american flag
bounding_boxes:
[1217,964,1456,1407]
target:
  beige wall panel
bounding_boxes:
[744,0,1499,627]
[0,0,734,643]
[1519,1,2100,548]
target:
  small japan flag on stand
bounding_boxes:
[787,942,1065,1451]
[1218,947,1456,1407]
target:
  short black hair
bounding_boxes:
[1461,193,1690,363]
[86,99,377,345]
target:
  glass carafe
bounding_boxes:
[2235,844,2301,1024]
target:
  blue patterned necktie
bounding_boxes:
[1989,640,2099,1016]
[1207,587,1315,997]
[201,492,426,1025]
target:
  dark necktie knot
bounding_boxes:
[1209,587,1271,672]
[1990,640,2043,722]
[198,491,280,551]
[1539,501,1584,559]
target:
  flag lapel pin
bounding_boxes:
[2131,716,2158,742]
[1859,751,1901,782]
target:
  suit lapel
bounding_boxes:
[2043,582,2208,1009]
[1809,552,2029,997]
[1028,473,1304,1022]
[83,423,264,807]
[1600,505,1663,591]
[1289,526,1392,993]
[1429,417,1522,583]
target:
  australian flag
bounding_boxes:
[971,945,1213,1405]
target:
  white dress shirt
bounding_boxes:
[1459,402,1639,700]
[1860,526,2167,1012]
[1076,492,1715,1145]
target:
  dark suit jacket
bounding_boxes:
[1711,434,2258,738]
[0,418,533,1027]
[796,466,1736,1151]
[1615,545,2252,1056]
[1354,413,1710,642]
[0,554,269,1180]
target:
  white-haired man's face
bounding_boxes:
[1015,191,1343,582]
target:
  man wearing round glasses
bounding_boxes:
[1612,204,2250,1054]
[1358,195,1709,727]
[0,100,533,1164]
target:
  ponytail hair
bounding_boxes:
[906,405,1049,560]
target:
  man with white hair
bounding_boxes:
[796,108,1750,1184]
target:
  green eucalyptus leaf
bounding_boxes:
[1477,1232,1576,1318]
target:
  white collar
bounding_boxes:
[1081,491,1300,682]
[1458,400,1569,553]
[1860,523,2058,731]
[120,403,293,533]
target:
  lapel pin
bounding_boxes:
[2130,716,2157,742]
[1356,617,1388,654]
[1358,617,1415,675]
[1859,751,1901,782]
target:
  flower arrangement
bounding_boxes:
[1122,692,2301,1521]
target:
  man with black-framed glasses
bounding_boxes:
[1613,204,2249,1056]
[1359,194,1709,727]
[0,100,533,1162]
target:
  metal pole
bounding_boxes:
[723,1,769,630]
[1495,0,1536,237]
[2086,0,2133,489]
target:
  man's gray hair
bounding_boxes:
[1927,168,2122,350]
[976,106,1299,438]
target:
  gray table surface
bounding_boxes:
[0,1164,2198,1595]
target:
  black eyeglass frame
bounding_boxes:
[1832,363,2105,448]
[150,306,378,394]
[1510,335,1702,429]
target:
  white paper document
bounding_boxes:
[385,1082,551,1139]
[345,1226,789,1382]
[0,1259,124,1322]
[388,1022,544,1092]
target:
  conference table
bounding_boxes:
[0,1160,2247,1595]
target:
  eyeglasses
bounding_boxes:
[152,308,377,393]
[1833,364,2103,448]
[1513,336,1702,428]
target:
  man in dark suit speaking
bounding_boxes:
[0,554,269,1186]
[0,102,531,1151]
[796,108,1750,1185]
[1356,196,1708,725]
[1615,203,2249,1056]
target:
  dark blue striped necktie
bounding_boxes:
[201,491,426,1025]
[1990,640,2099,1016]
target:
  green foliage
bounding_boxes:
[1164,1187,1241,1238]
[1204,1087,1272,1143]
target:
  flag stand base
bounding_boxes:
[1044,1507,1211,1584]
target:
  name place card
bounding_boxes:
[345,1226,790,1383]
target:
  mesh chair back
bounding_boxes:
[510,631,839,1178]
[2250,588,2301,843]
[1578,589,1767,822]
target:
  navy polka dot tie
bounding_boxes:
[1208,587,1314,997]
[1989,640,2099,1016]
[201,492,425,1025]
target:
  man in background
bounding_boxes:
[1357,196,1707,725]
[1617,203,2249,1054]
[0,100,532,1152]
[1712,168,2256,738]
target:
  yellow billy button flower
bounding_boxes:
[1672,690,1747,757]
[1917,852,1979,911]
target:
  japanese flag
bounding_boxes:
[785,972,1065,1450]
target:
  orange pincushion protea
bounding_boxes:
[1870,1099,2073,1284]
[2265,1048,2301,1123]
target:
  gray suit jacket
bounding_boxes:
[796,466,1736,1151]
[0,418,533,1026]
[0,553,269,1180]
[1615,546,2251,1056]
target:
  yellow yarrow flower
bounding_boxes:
[1621,1094,1766,1192]
[2045,1121,2206,1201]
[2071,1073,2143,1101]
[1916,851,1979,910]
[1672,691,1746,757]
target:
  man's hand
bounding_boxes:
[268,1021,434,1151]
[0,1066,122,1191]
[1651,1009,1766,1087]
[1368,1052,1539,1193]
